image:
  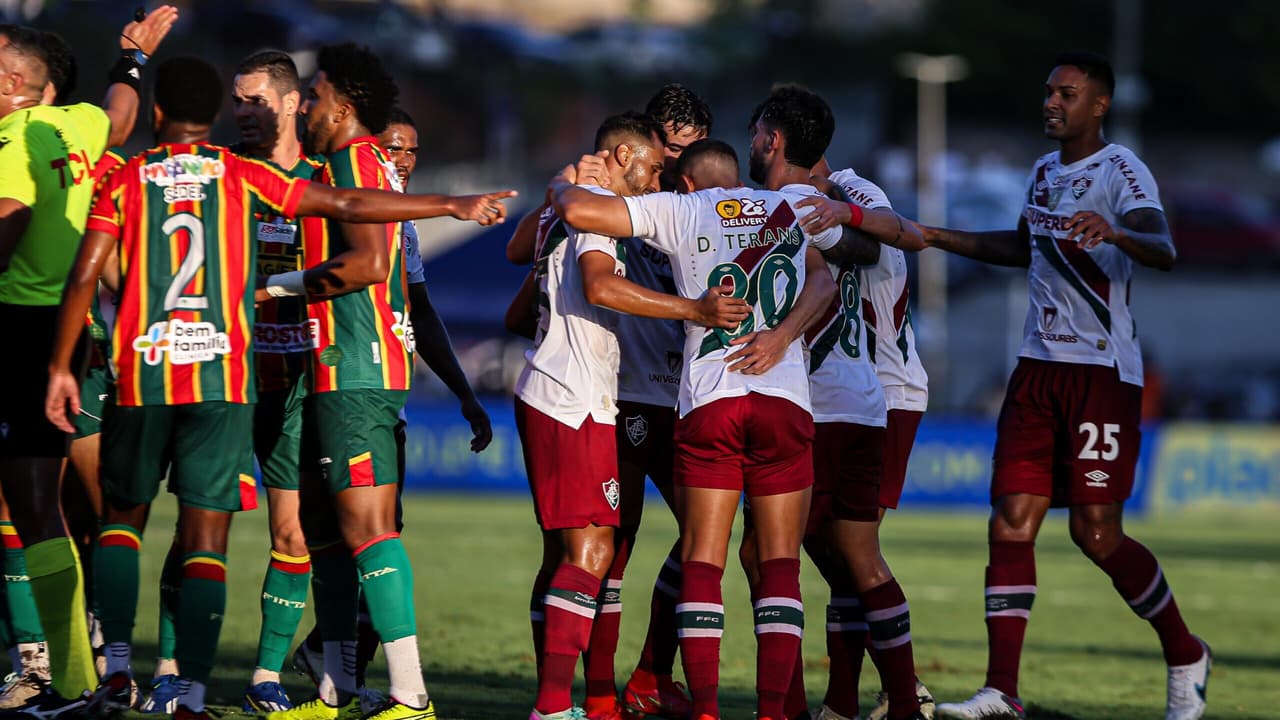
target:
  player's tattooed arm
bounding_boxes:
[1068,206,1175,271]
[408,281,492,452]
[300,221,389,300]
[46,229,115,433]
[802,176,926,253]
[299,184,517,226]
[725,246,835,375]
[916,215,1032,268]
[548,167,635,238]
[580,250,749,329]
[797,181,879,266]
[504,271,538,340]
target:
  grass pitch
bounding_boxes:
[126,494,1278,719]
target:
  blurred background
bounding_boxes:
[10,0,1279,514]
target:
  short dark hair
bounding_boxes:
[0,24,50,90]
[236,49,300,96]
[676,138,738,177]
[1053,50,1115,96]
[39,31,76,104]
[645,83,713,136]
[749,84,833,169]
[386,106,415,130]
[154,57,223,125]
[594,110,665,153]
[316,43,399,134]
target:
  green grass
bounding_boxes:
[126,494,1280,719]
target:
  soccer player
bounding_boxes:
[817,157,935,720]
[265,43,514,720]
[0,17,176,708]
[42,54,514,720]
[516,112,752,720]
[549,86,892,719]
[228,49,324,714]
[920,52,1207,720]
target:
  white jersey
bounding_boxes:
[1020,144,1161,386]
[615,237,683,408]
[805,259,886,427]
[829,169,928,412]
[623,183,843,418]
[515,200,623,428]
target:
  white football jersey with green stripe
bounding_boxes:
[623,184,842,418]
[1020,144,1161,386]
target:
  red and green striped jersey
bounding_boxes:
[237,148,325,393]
[86,142,310,406]
[83,149,126,371]
[301,136,412,393]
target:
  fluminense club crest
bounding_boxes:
[625,415,648,446]
[602,478,620,510]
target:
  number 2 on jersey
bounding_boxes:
[704,253,798,350]
[162,213,209,311]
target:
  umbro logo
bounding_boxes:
[1084,469,1110,487]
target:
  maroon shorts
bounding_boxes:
[991,358,1142,507]
[880,409,924,509]
[515,399,621,530]
[808,422,885,533]
[673,394,814,498]
[616,400,677,526]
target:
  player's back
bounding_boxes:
[828,168,928,411]
[1020,143,1162,386]
[806,257,886,427]
[89,143,307,406]
[516,204,622,428]
[622,184,843,417]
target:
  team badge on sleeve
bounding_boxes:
[602,478,621,510]
[625,415,649,447]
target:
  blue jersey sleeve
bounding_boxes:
[402,220,426,285]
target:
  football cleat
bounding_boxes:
[292,642,324,686]
[361,697,437,720]
[0,672,47,710]
[585,697,625,720]
[935,688,1025,720]
[1165,636,1211,720]
[621,674,691,719]
[868,680,935,720]
[139,673,181,714]
[266,694,363,720]
[244,681,295,713]
[0,680,87,719]
[89,671,137,715]
[358,687,389,715]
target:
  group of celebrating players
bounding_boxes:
[0,4,1211,720]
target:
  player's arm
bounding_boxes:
[408,281,492,452]
[549,169,635,238]
[799,177,926,253]
[504,270,538,340]
[1067,207,1176,271]
[0,199,33,274]
[46,230,115,433]
[295,184,517,226]
[102,6,179,147]
[724,245,835,375]
[506,202,547,265]
[298,221,389,301]
[579,250,749,329]
[917,215,1032,268]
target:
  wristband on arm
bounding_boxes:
[265,271,306,298]
[107,51,146,93]
[846,202,864,228]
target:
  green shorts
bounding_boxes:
[302,389,407,494]
[254,381,307,491]
[101,400,257,513]
[73,366,111,439]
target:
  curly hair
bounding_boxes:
[749,84,833,170]
[315,43,399,134]
[644,83,713,136]
[39,31,76,104]
[155,56,223,125]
